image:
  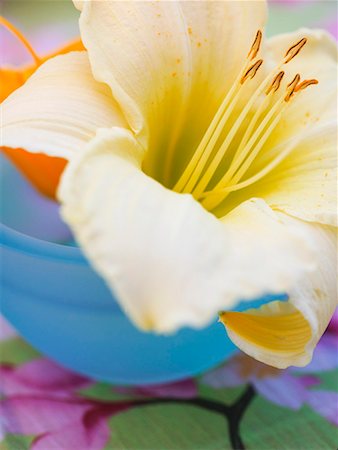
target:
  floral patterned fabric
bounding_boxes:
[0,311,337,450]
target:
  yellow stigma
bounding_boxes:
[173,32,318,215]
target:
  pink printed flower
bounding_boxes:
[327,307,338,334]
[116,378,198,399]
[0,358,131,450]
[0,358,91,398]
[0,316,16,341]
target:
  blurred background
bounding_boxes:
[1,0,337,68]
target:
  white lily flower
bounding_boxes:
[1,1,337,368]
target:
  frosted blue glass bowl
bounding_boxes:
[0,156,277,385]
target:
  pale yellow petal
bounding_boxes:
[219,199,315,300]
[221,218,337,368]
[1,51,127,159]
[76,0,192,149]
[75,0,267,184]
[59,128,313,334]
[222,120,337,226]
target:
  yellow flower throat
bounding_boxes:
[167,31,318,214]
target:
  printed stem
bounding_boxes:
[128,383,256,450]
[228,385,256,449]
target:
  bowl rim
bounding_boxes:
[0,222,87,264]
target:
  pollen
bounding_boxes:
[284,37,307,63]
[295,79,319,92]
[240,59,263,84]
[247,29,262,60]
[173,31,318,214]
[284,73,300,102]
[265,71,284,95]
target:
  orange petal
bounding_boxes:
[0,66,34,102]
[2,147,67,200]
[1,20,84,199]
[43,38,85,60]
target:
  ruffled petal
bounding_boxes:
[221,218,337,368]
[1,51,127,159]
[59,128,313,333]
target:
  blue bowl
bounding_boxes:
[0,156,278,385]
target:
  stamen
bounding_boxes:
[201,78,319,211]
[0,16,40,65]
[173,79,243,193]
[224,72,284,182]
[173,34,309,205]
[285,73,300,102]
[265,71,285,95]
[200,127,309,204]
[216,97,284,189]
[284,37,307,64]
[200,98,286,210]
[247,30,263,60]
[173,29,264,193]
[295,79,318,92]
[240,59,263,84]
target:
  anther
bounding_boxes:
[284,37,307,64]
[285,74,300,102]
[248,30,263,60]
[266,71,285,95]
[295,79,319,92]
[240,59,263,84]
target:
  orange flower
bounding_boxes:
[0,16,84,199]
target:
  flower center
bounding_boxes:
[172,31,318,214]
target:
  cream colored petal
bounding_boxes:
[259,121,337,226]
[1,51,127,159]
[218,199,315,300]
[221,217,337,369]
[59,128,313,334]
[75,1,266,183]
[224,119,337,226]
[75,0,192,148]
